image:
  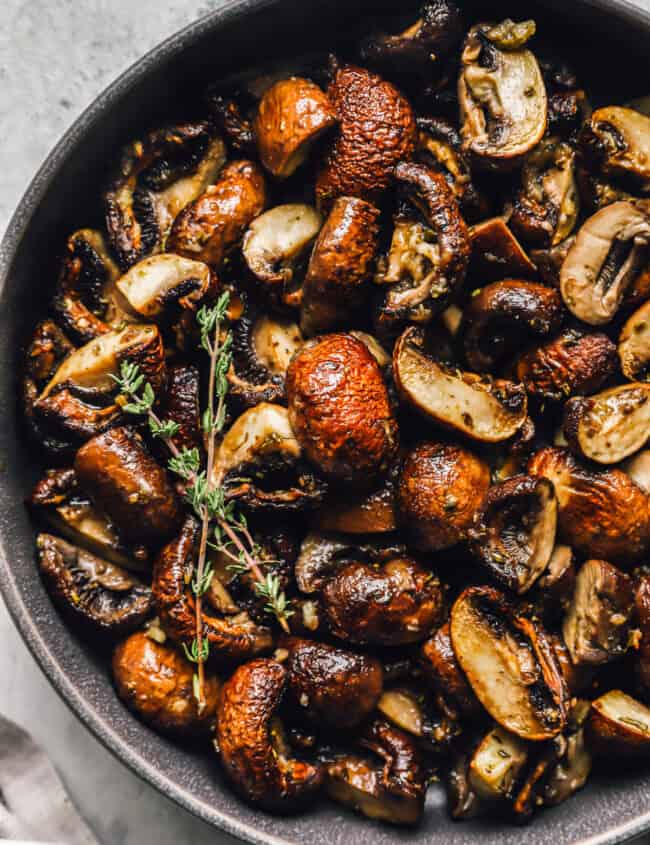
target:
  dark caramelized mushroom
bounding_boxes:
[619,300,650,382]
[37,533,152,637]
[254,77,336,178]
[322,557,444,646]
[580,107,650,191]
[415,118,477,211]
[529,447,650,563]
[113,631,219,736]
[420,623,481,717]
[301,197,380,335]
[461,280,564,372]
[158,363,202,454]
[206,90,256,155]
[216,658,323,810]
[450,586,568,739]
[397,442,490,551]
[315,64,416,208]
[315,474,399,534]
[74,426,183,546]
[468,217,538,281]
[394,326,528,442]
[283,637,383,727]
[588,690,650,757]
[562,559,633,666]
[634,573,650,695]
[470,475,558,594]
[286,333,398,483]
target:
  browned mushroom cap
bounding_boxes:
[315,65,416,208]
[634,573,650,694]
[468,217,538,281]
[459,21,547,169]
[516,326,617,402]
[470,475,558,594]
[54,229,132,343]
[105,123,226,269]
[619,300,650,381]
[286,333,398,483]
[37,533,152,637]
[322,557,444,646]
[326,717,425,825]
[450,586,568,740]
[375,162,470,326]
[314,474,399,534]
[394,326,528,443]
[563,383,650,465]
[300,197,380,336]
[397,442,490,552]
[283,636,383,728]
[529,447,650,563]
[535,545,576,612]
[158,363,202,454]
[74,426,183,547]
[580,107,650,189]
[468,725,529,802]
[624,449,650,493]
[461,280,564,372]
[420,623,481,717]
[562,559,634,666]
[153,518,273,663]
[216,658,323,810]
[113,631,219,737]
[166,160,266,266]
[253,77,336,178]
[588,690,650,757]
[560,200,650,325]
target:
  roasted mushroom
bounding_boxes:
[115,253,214,319]
[420,623,481,717]
[315,64,416,208]
[397,441,490,552]
[286,333,399,484]
[562,559,634,666]
[37,533,152,637]
[394,326,528,442]
[113,631,219,736]
[461,280,564,372]
[376,685,461,750]
[588,690,650,757]
[254,77,336,178]
[619,299,650,382]
[450,586,568,739]
[300,197,380,335]
[634,573,650,695]
[158,362,203,454]
[529,447,650,564]
[314,473,399,534]
[580,107,650,191]
[459,20,547,168]
[105,122,226,269]
[468,217,538,282]
[560,200,650,325]
[322,557,444,646]
[415,117,477,210]
[216,658,323,810]
[469,726,529,802]
[469,475,558,594]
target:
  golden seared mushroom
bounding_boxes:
[300,197,380,336]
[560,200,650,325]
[394,326,528,443]
[166,160,267,266]
[74,427,183,547]
[315,468,399,534]
[113,631,219,736]
[375,162,470,327]
[37,534,152,637]
[619,300,650,381]
[563,383,650,465]
[253,77,336,178]
[54,229,132,343]
[468,217,538,281]
[216,658,323,810]
[283,637,383,728]
[450,586,568,740]
[461,280,564,372]
[153,518,273,663]
[469,726,528,802]
[322,557,445,646]
[326,717,425,825]
[315,64,416,208]
[420,624,481,718]
[562,559,634,666]
[242,203,322,306]
[624,449,650,493]
[397,442,490,552]
[580,107,650,191]
[459,20,547,169]
[211,403,326,513]
[529,447,650,563]
[105,122,226,269]
[470,475,558,594]
[286,333,398,484]
[516,326,617,402]
[588,690,650,757]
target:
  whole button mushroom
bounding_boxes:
[286,333,399,484]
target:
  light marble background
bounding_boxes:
[1,1,649,844]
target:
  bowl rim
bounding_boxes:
[1,1,650,843]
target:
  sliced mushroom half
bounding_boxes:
[115,254,213,319]
[468,217,538,281]
[581,107,650,189]
[588,690,650,757]
[469,726,529,802]
[619,300,650,381]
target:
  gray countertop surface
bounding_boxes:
[0,1,649,844]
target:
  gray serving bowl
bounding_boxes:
[0,0,649,843]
